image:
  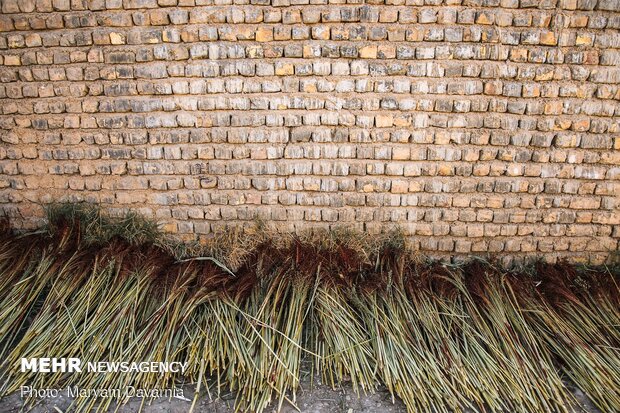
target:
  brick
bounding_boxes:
[255,27,273,42]
[359,45,377,59]
[540,31,557,46]
[275,62,294,76]
[124,0,158,8]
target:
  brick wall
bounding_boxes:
[0,0,619,263]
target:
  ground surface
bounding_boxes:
[0,376,602,413]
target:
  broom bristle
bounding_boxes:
[0,204,618,413]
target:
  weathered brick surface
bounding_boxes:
[0,0,619,264]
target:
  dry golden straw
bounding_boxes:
[0,204,618,413]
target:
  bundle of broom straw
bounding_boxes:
[0,204,618,413]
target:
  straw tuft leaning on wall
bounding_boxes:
[0,204,618,412]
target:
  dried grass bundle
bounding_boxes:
[0,205,618,413]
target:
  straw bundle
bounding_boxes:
[0,205,618,413]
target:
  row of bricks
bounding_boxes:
[4,197,619,238]
[3,177,617,208]
[5,147,617,167]
[3,87,618,115]
[4,157,619,181]
[4,86,617,108]
[3,128,617,148]
[4,105,619,131]
[2,48,615,70]
[3,205,618,264]
[4,125,617,148]
[6,171,618,195]
[5,211,617,247]
[9,159,620,186]
[3,187,618,218]
[0,0,616,13]
[14,132,620,157]
[2,131,618,156]
[35,203,609,234]
[4,26,618,50]
[2,62,617,84]
[153,209,620,231]
[4,69,619,97]
[4,130,617,151]
[0,4,616,30]
[6,170,619,195]
[2,87,618,117]
[0,5,616,34]
[11,210,617,241]
[4,143,618,167]
[4,110,618,133]
[5,175,618,206]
